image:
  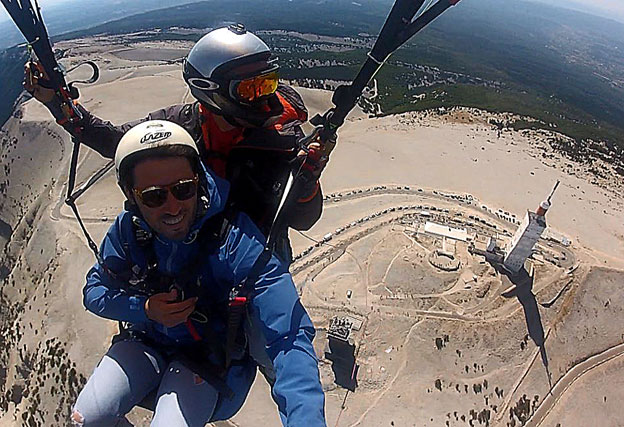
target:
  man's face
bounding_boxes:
[131,157,198,241]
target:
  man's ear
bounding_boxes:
[121,184,136,205]
[122,186,139,213]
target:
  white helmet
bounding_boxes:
[115,120,199,185]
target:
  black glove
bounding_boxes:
[23,61,75,123]
[296,133,336,202]
[299,132,336,181]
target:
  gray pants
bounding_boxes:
[72,309,276,427]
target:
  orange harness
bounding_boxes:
[198,93,306,178]
[198,106,245,178]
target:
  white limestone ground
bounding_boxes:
[0,38,622,426]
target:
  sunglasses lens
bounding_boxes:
[135,178,198,208]
[171,180,197,201]
[235,71,279,102]
[139,188,169,208]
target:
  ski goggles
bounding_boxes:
[231,71,279,103]
[133,176,199,208]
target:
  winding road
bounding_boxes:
[526,342,624,426]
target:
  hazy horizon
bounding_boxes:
[0,0,200,49]
[3,0,624,26]
[527,0,624,23]
[0,0,71,22]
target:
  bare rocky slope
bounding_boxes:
[0,101,120,425]
[0,39,623,426]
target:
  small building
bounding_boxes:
[424,221,469,242]
[325,316,359,391]
[486,236,497,252]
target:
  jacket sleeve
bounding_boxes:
[224,213,326,426]
[290,180,323,230]
[83,216,149,324]
[59,103,198,159]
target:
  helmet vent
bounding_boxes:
[228,23,247,35]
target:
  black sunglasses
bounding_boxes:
[133,176,199,208]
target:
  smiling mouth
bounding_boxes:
[163,213,184,226]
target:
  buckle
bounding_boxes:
[228,287,247,307]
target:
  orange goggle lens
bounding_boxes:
[234,72,279,102]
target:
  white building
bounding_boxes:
[424,221,469,242]
[503,181,559,273]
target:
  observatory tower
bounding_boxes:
[503,181,559,273]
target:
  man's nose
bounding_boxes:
[161,190,182,213]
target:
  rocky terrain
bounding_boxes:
[0,38,622,426]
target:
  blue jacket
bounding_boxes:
[83,168,326,425]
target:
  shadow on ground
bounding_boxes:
[496,265,551,386]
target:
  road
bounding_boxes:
[526,342,624,426]
[297,185,588,426]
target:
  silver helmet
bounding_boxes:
[183,24,283,127]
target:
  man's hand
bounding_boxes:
[23,61,56,103]
[297,138,332,181]
[145,288,197,328]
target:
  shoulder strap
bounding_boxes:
[130,216,167,295]
[196,204,235,247]
[175,205,236,299]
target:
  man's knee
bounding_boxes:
[71,409,84,426]
[71,407,111,426]
[70,405,128,427]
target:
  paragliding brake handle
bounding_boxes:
[65,60,100,88]
[60,61,99,123]
[305,109,338,159]
[63,60,100,106]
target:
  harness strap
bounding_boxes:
[128,205,239,374]
[225,246,273,368]
[185,318,202,341]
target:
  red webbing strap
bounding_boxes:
[185,319,202,342]
[224,294,248,368]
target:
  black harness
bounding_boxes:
[115,206,254,400]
